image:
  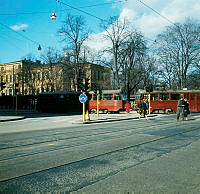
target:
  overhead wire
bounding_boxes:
[135,0,179,28]
[0,22,45,49]
[0,0,123,49]
[0,1,123,16]
[55,0,109,22]
[0,0,178,53]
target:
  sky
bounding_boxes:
[0,0,200,64]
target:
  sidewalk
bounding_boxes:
[0,111,154,123]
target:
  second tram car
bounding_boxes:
[135,90,200,113]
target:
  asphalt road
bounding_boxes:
[0,113,200,193]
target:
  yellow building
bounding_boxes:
[0,60,111,96]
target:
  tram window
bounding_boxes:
[171,93,180,100]
[184,93,189,100]
[135,95,141,100]
[190,93,194,100]
[114,94,122,100]
[150,94,158,100]
[160,93,169,100]
[103,94,113,100]
[88,94,92,100]
[93,94,102,100]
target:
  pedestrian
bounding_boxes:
[138,99,148,120]
[143,99,148,120]
[130,101,134,110]
[177,95,184,121]
[145,99,149,115]
[138,99,143,119]
[183,98,190,120]
[124,101,130,113]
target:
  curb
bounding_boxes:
[0,116,26,122]
[73,115,157,124]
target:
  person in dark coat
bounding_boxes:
[177,96,184,121]
[183,98,189,120]
[138,99,148,120]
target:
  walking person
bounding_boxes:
[124,101,130,113]
[138,99,143,119]
[177,95,184,121]
[138,99,148,120]
[183,98,190,120]
[143,99,148,120]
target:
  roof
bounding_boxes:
[145,90,200,93]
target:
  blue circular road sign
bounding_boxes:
[79,93,87,103]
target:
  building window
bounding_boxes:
[13,74,16,82]
[94,71,98,80]
[42,72,45,80]
[38,72,40,80]
[98,71,101,80]
[33,72,36,80]
[36,88,40,94]
[6,75,8,82]
[10,75,12,82]
[46,72,49,80]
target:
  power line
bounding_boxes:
[135,0,178,27]
[0,22,44,48]
[55,0,109,23]
[0,1,123,16]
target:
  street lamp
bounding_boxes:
[38,44,42,50]
[50,12,57,20]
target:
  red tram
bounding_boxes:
[88,90,126,113]
[135,90,200,113]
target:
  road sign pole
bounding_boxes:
[148,93,151,114]
[83,102,85,122]
[79,93,87,122]
[16,94,18,115]
[97,94,99,117]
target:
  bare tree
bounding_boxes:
[155,19,200,89]
[40,47,62,92]
[119,31,148,99]
[101,16,129,89]
[58,14,89,91]
[19,54,39,94]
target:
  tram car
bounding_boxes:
[134,90,200,113]
[88,89,126,113]
[36,91,82,113]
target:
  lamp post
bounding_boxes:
[50,12,57,20]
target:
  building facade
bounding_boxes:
[0,60,111,96]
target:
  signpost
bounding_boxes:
[79,93,87,122]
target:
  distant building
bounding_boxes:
[0,60,111,96]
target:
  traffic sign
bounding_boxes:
[79,93,87,103]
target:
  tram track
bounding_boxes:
[0,119,199,162]
[0,117,182,150]
[0,120,186,154]
[0,123,200,183]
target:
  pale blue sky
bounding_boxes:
[0,0,121,63]
[0,0,199,64]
